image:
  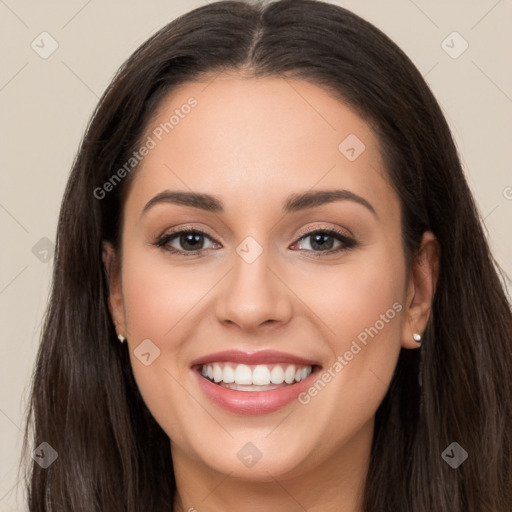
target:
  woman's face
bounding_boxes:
[105,73,436,485]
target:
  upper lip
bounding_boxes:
[190,349,320,368]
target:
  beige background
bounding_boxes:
[1,0,511,509]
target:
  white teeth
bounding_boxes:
[222,365,235,383]
[252,365,271,385]
[213,363,223,383]
[284,365,296,384]
[270,365,285,384]
[234,364,253,385]
[200,362,313,387]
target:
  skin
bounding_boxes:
[103,72,439,512]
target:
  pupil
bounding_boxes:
[181,233,202,250]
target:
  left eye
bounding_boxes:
[293,229,351,252]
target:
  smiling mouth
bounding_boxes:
[197,362,319,392]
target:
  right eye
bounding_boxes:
[154,229,221,256]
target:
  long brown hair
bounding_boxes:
[20,0,512,510]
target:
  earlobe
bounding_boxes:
[102,241,126,335]
[401,231,440,349]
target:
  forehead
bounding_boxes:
[125,74,397,223]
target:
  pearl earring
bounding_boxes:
[117,334,126,344]
[413,332,422,345]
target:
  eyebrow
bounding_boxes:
[141,189,377,218]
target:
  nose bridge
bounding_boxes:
[215,234,293,330]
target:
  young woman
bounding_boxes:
[21,0,512,510]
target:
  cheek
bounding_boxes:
[302,239,404,353]
[120,246,206,341]
[335,262,403,348]
[119,246,199,437]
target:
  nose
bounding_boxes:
[215,245,294,333]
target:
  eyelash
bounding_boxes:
[152,226,357,258]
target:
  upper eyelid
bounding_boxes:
[294,225,352,241]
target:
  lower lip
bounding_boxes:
[193,366,321,415]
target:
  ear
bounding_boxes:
[102,241,126,336]
[401,230,440,349]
